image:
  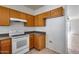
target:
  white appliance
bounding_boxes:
[9,18,29,54]
[12,35,29,54]
[46,16,66,53]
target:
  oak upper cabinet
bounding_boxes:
[29,33,34,49]
[0,6,10,26]
[34,15,39,26]
[50,7,64,18]
[19,12,26,20]
[25,14,34,26]
[34,33,45,50]
[10,9,27,21]
[34,11,50,26]
[39,11,50,19]
[34,15,46,26]
[0,38,11,54]
[10,9,34,26]
[10,9,21,19]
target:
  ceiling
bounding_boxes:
[24,5,45,10]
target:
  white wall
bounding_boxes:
[0,26,9,34]
[67,5,79,53]
[67,5,79,33]
[67,5,79,19]
[34,27,45,32]
[68,19,79,53]
[24,27,35,31]
[70,19,79,33]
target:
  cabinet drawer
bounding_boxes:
[0,38,11,54]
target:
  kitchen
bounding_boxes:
[0,5,67,54]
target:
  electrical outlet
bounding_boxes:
[49,40,53,43]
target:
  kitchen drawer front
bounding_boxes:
[0,38,11,54]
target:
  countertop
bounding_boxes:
[0,31,46,40]
[0,33,10,40]
[25,31,46,34]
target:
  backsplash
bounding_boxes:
[34,27,46,32]
[0,26,9,34]
[0,26,35,34]
[0,21,44,34]
[25,27,35,31]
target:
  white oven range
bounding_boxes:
[9,18,29,54]
[11,35,29,54]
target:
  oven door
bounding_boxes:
[12,35,29,54]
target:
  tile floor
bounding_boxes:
[27,48,58,54]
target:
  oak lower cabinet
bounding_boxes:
[0,38,11,54]
[29,33,45,50]
[29,33,34,49]
[0,6,10,26]
[33,33,45,50]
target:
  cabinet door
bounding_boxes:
[34,15,39,26]
[0,6,10,26]
[50,7,64,18]
[38,16,46,26]
[34,15,45,26]
[34,34,45,50]
[20,12,26,20]
[29,33,34,49]
[10,9,21,19]
[39,11,50,19]
[33,34,39,49]
[26,14,34,26]
[0,38,11,54]
[37,34,45,50]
